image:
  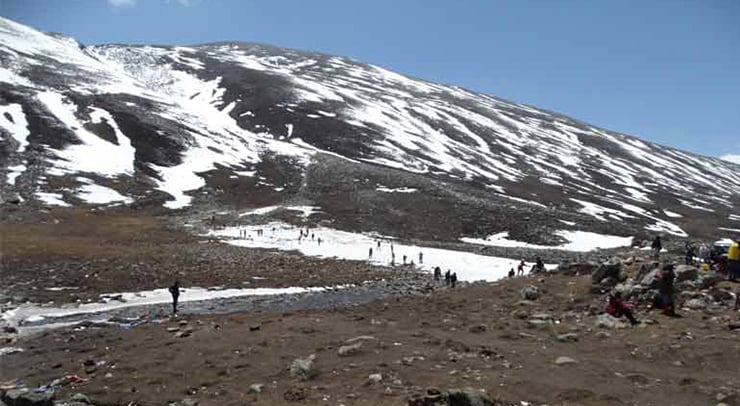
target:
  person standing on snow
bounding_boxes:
[517,260,525,276]
[168,280,181,315]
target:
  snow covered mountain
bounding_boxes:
[1,17,738,244]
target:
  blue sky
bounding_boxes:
[3,0,739,161]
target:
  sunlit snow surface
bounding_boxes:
[1,17,738,235]
[208,222,553,283]
[460,231,633,252]
[2,286,329,328]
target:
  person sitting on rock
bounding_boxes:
[508,268,515,278]
[606,291,638,325]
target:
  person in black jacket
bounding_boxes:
[651,236,662,260]
[651,264,679,317]
[169,280,181,315]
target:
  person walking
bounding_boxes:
[517,260,525,276]
[168,280,181,315]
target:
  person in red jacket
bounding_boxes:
[606,291,638,325]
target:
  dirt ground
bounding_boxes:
[0,207,402,303]
[2,207,740,406]
[2,274,740,406]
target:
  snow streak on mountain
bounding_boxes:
[1,17,738,243]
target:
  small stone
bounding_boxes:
[554,356,578,365]
[468,324,487,333]
[68,393,92,404]
[521,285,541,301]
[337,342,362,357]
[367,373,382,383]
[167,327,180,333]
[290,354,315,380]
[595,331,612,339]
[249,324,261,332]
[247,383,264,394]
[556,333,579,342]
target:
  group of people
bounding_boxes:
[433,266,458,287]
[507,257,545,278]
[369,240,423,268]
[607,235,740,326]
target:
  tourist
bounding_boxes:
[650,264,679,317]
[517,260,525,276]
[168,280,181,315]
[605,291,638,325]
[651,236,662,260]
[728,237,740,281]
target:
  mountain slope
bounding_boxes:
[1,17,738,244]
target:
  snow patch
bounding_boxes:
[208,222,555,282]
[460,230,632,252]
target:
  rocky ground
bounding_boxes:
[2,207,740,406]
[2,259,740,405]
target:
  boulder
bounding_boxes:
[708,288,736,302]
[595,314,629,329]
[592,261,623,284]
[447,388,495,406]
[367,373,382,384]
[289,354,316,380]
[247,383,263,394]
[555,262,598,276]
[640,268,661,289]
[674,265,698,283]
[337,342,362,357]
[0,389,54,406]
[698,274,724,289]
[683,298,707,310]
[520,285,540,301]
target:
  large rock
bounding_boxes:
[595,313,629,329]
[640,268,661,289]
[289,354,316,380]
[683,298,707,310]
[520,285,540,301]
[592,261,624,284]
[337,342,362,357]
[447,388,495,406]
[674,265,698,283]
[555,262,598,276]
[0,389,54,406]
